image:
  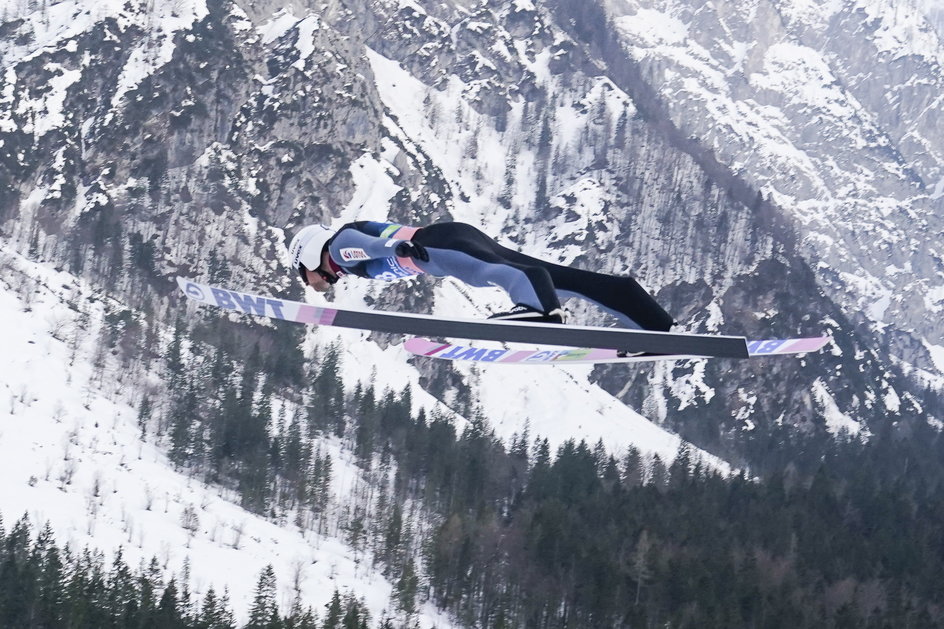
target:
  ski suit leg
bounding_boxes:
[413,223,561,314]
[414,222,674,331]
[547,265,674,331]
[492,246,674,331]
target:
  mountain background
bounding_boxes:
[2,0,944,627]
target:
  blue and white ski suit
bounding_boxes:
[325,221,673,332]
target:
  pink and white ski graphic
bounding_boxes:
[403,335,830,365]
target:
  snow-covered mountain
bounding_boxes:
[2,0,943,622]
[603,0,944,350]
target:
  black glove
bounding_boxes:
[394,240,429,262]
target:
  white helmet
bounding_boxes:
[289,224,333,281]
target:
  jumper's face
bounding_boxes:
[304,250,335,292]
[305,268,329,291]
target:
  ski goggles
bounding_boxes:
[298,264,337,286]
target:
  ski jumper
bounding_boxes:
[326,221,674,332]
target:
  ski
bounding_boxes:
[176,277,756,358]
[402,336,829,365]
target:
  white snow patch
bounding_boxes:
[884,385,901,414]
[669,361,716,412]
[923,339,944,373]
[259,9,301,44]
[338,151,404,224]
[925,284,944,313]
[548,178,612,263]
[838,269,894,324]
[867,292,893,322]
[8,0,115,65]
[812,379,861,435]
[703,301,724,332]
[292,15,323,70]
[16,65,82,137]
[777,0,844,30]
[615,9,689,47]
[932,175,944,200]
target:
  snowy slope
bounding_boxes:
[0,242,455,625]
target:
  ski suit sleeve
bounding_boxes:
[328,228,406,264]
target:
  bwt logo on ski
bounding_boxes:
[438,345,511,362]
[184,283,207,302]
[209,287,286,319]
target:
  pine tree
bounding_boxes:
[345,507,367,556]
[614,109,629,148]
[180,504,200,546]
[592,439,607,475]
[196,587,236,629]
[283,410,306,499]
[106,548,138,626]
[138,395,153,439]
[309,450,333,520]
[382,503,403,569]
[395,558,418,615]
[165,318,187,392]
[284,595,317,629]
[309,343,344,438]
[623,447,644,488]
[323,589,343,629]
[238,385,275,513]
[169,378,199,467]
[354,385,377,461]
[35,524,66,626]
[649,454,668,490]
[340,594,369,629]
[135,556,163,623]
[152,578,183,628]
[0,516,35,626]
[71,549,110,628]
[668,443,693,490]
[247,565,280,629]
[537,113,553,161]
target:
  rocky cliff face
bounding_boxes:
[598,0,944,347]
[1,0,942,464]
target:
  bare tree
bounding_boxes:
[58,459,76,490]
[143,484,154,510]
[181,503,200,548]
[631,529,653,606]
[231,520,245,550]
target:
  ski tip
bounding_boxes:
[790,336,831,353]
[746,335,831,356]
